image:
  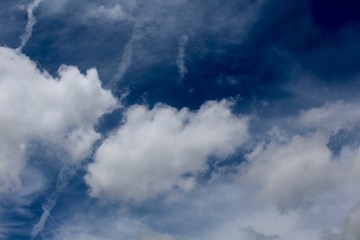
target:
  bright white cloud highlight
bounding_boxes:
[0,46,117,195]
[86,100,249,202]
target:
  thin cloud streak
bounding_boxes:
[31,193,57,239]
[107,23,142,88]
[31,162,81,239]
[17,0,43,52]
[176,34,189,82]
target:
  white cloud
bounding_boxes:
[17,0,43,52]
[244,133,360,212]
[31,161,83,239]
[176,35,189,81]
[108,22,142,87]
[37,100,360,240]
[85,99,249,202]
[299,101,360,132]
[0,46,117,195]
[31,193,56,239]
[244,132,339,211]
[49,210,173,240]
[51,209,149,240]
[89,4,127,22]
[242,99,360,211]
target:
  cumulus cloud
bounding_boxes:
[242,100,360,211]
[138,98,360,239]
[0,46,117,195]
[32,98,360,240]
[243,131,360,212]
[85,99,249,202]
[244,132,337,211]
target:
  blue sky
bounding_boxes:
[1,0,360,239]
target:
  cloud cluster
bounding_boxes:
[241,99,360,211]
[3,1,360,239]
[69,99,360,240]
[17,80,360,240]
[85,100,249,202]
[0,46,117,196]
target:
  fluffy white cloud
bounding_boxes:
[41,100,360,240]
[240,99,360,211]
[85,100,249,202]
[0,46,117,195]
[244,132,338,211]
[244,132,360,212]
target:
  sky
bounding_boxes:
[1,0,360,239]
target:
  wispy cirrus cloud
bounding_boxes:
[17,0,43,52]
[176,35,189,81]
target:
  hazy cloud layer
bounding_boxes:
[322,204,360,240]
